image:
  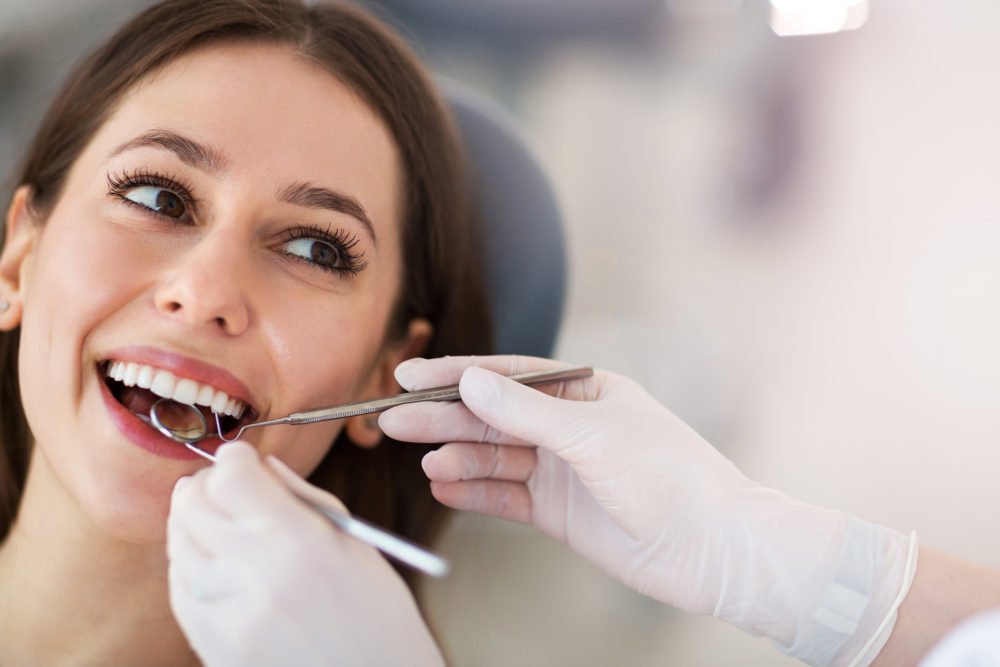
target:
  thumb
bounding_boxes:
[459,366,590,455]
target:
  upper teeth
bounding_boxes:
[105,361,247,419]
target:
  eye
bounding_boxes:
[283,237,343,269]
[276,225,366,277]
[124,186,187,219]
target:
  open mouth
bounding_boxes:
[100,360,258,440]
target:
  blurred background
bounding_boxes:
[3,0,1000,664]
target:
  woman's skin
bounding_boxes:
[0,42,429,666]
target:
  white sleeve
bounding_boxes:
[918,608,1000,667]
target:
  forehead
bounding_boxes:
[90,42,402,226]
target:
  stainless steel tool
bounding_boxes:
[148,364,594,577]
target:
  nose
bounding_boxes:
[153,230,251,336]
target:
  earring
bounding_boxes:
[0,301,9,313]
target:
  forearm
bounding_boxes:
[872,548,1000,665]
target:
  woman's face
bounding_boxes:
[3,43,425,542]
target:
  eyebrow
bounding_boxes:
[108,129,377,244]
[278,182,377,244]
[108,129,228,174]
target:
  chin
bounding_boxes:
[77,474,174,545]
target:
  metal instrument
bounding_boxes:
[147,364,594,577]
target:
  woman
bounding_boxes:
[0,0,491,664]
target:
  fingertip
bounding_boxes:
[215,440,258,463]
[394,357,426,389]
[459,366,501,410]
[428,480,453,506]
[421,448,463,483]
[428,481,475,513]
[173,475,193,495]
[376,409,399,434]
[168,477,192,526]
[426,446,473,483]
[421,449,440,477]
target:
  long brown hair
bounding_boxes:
[0,0,492,571]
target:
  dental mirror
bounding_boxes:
[149,398,209,444]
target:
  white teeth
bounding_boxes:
[105,360,248,416]
[136,365,154,389]
[210,390,230,414]
[196,384,215,406]
[172,378,199,405]
[150,370,176,399]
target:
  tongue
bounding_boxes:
[120,386,230,441]
[120,386,159,417]
[120,387,215,433]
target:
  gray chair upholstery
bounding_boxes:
[442,82,566,357]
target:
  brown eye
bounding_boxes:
[154,189,185,219]
[284,237,343,269]
[125,186,187,219]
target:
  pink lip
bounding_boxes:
[96,346,258,461]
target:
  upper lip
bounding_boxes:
[99,345,261,415]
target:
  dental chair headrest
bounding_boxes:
[442,81,567,357]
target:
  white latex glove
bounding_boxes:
[167,441,443,667]
[379,356,919,667]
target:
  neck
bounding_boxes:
[0,448,199,667]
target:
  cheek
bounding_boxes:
[262,308,383,416]
[16,210,175,543]
[19,213,148,414]
[260,263,399,405]
[257,303,391,474]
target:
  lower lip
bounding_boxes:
[97,367,224,461]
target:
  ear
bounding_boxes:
[345,317,433,448]
[0,186,39,332]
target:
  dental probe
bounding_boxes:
[214,364,595,444]
[150,364,594,445]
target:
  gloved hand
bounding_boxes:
[167,441,443,667]
[379,356,919,667]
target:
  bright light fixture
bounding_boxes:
[769,0,868,36]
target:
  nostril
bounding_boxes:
[154,280,250,335]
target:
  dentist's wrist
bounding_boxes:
[710,487,916,667]
[779,517,917,667]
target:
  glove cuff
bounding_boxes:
[779,524,918,667]
[710,488,917,667]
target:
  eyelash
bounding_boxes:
[106,167,197,220]
[278,225,368,277]
[105,168,366,277]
